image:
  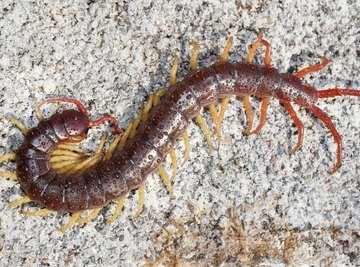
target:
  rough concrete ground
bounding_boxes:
[0,0,359,266]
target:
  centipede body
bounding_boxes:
[1,34,359,231]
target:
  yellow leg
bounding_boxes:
[0,171,17,180]
[57,212,81,232]
[219,36,234,62]
[133,184,145,220]
[66,153,102,175]
[129,110,143,138]
[141,95,154,122]
[242,96,253,135]
[9,196,31,208]
[182,131,190,166]
[158,165,173,200]
[0,153,16,162]
[52,158,83,172]
[153,88,167,106]
[105,134,122,160]
[208,103,221,147]
[195,115,212,153]
[190,42,199,70]
[77,208,102,223]
[218,98,229,129]
[34,99,44,121]
[170,55,179,86]
[22,208,53,216]
[57,143,91,153]
[77,154,103,174]
[50,154,82,163]
[246,33,264,63]
[118,121,134,150]
[169,148,178,182]
[106,196,126,224]
[7,117,28,135]
[51,149,83,157]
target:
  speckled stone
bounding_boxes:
[0,1,359,266]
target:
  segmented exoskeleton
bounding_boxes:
[1,34,359,231]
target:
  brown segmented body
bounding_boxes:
[14,60,349,213]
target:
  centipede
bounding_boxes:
[0,34,359,232]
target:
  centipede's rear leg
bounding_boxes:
[243,33,271,135]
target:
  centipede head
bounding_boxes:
[61,109,90,142]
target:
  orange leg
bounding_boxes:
[308,105,342,174]
[283,101,304,154]
[317,88,360,98]
[248,98,270,135]
[295,57,329,79]
[244,33,272,135]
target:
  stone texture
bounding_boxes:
[0,0,359,266]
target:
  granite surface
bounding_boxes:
[0,1,359,266]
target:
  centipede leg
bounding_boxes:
[169,148,178,182]
[190,42,199,71]
[158,165,173,200]
[242,96,254,135]
[57,212,81,232]
[118,121,134,150]
[295,57,329,79]
[133,184,145,220]
[8,196,31,208]
[219,36,234,62]
[283,101,304,154]
[0,171,17,180]
[153,88,167,106]
[0,153,16,162]
[77,208,102,223]
[57,143,91,153]
[170,55,179,85]
[182,131,190,166]
[34,99,44,121]
[106,196,126,224]
[6,117,28,135]
[317,88,360,98]
[22,208,53,216]
[244,34,272,135]
[196,114,213,153]
[64,135,106,175]
[248,97,270,135]
[214,37,234,141]
[105,134,122,160]
[208,103,221,147]
[308,105,342,174]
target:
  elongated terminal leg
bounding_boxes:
[308,105,342,174]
